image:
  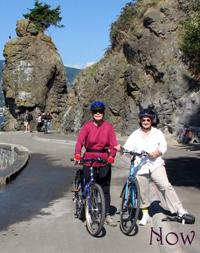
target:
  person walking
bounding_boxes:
[41,111,52,133]
[45,111,52,133]
[36,113,43,132]
[116,108,195,225]
[74,100,118,226]
[24,110,33,133]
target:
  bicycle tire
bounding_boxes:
[73,171,85,220]
[44,126,48,134]
[85,183,105,236]
[120,179,140,235]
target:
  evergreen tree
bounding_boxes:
[23,0,64,32]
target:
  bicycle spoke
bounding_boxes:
[85,183,105,236]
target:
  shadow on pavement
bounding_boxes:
[165,156,200,189]
[176,143,200,152]
[149,200,171,217]
[0,153,75,231]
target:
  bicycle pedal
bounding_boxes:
[71,188,80,192]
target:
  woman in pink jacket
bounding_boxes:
[74,101,118,226]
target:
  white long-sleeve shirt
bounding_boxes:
[123,127,167,175]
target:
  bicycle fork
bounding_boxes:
[124,177,137,208]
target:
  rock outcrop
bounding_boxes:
[3,19,67,130]
[62,0,200,136]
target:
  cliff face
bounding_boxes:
[3,19,67,130]
[62,0,200,135]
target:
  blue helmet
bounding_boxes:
[90,100,106,111]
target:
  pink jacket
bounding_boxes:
[75,120,117,167]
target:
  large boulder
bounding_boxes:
[3,19,67,130]
[62,0,200,136]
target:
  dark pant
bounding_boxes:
[83,165,111,214]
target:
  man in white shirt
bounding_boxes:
[121,109,194,225]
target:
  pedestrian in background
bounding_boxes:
[24,110,33,133]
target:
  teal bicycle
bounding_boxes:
[119,148,148,235]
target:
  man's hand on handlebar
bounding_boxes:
[115,144,122,151]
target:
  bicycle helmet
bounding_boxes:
[138,108,154,119]
[90,100,106,112]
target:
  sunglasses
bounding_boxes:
[92,109,104,114]
[141,118,151,122]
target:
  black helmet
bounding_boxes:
[138,108,154,119]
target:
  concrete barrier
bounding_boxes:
[0,143,29,185]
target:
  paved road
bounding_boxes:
[0,131,199,253]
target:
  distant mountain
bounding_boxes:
[65,66,81,85]
[0,60,4,107]
[0,60,3,81]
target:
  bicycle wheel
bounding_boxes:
[120,179,140,235]
[44,125,48,134]
[85,183,105,236]
[73,170,85,220]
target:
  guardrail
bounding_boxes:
[0,143,29,185]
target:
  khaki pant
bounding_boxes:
[137,165,184,214]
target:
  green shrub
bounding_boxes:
[181,12,200,72]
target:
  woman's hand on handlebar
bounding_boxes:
[148,149,162,159]
[107,156,115,164]
[71,154,82,165]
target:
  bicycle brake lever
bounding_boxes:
[141,151,149,157]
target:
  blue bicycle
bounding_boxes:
[72,158,106,237]
[119,148,148,235]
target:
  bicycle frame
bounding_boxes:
[81,166,95,204]
[121,150,148,207]
[124,157,139,207]
[76,158,107,212]
[119,149,148,235]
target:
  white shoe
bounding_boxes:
[104,215,117,227]
[177,209,188,217]
[177,209,195,224]
[139,213,151,226]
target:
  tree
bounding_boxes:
[180,0,200,74]
[23,0,64,32]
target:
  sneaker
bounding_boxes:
[178,210,195,224]
[104,215,117,227]
[139,213,151,226]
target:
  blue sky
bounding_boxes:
[0,0,132,68]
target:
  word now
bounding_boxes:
[150,227,195,245]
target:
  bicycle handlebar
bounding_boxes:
[120,147,149,157]
[70,157,108,165]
